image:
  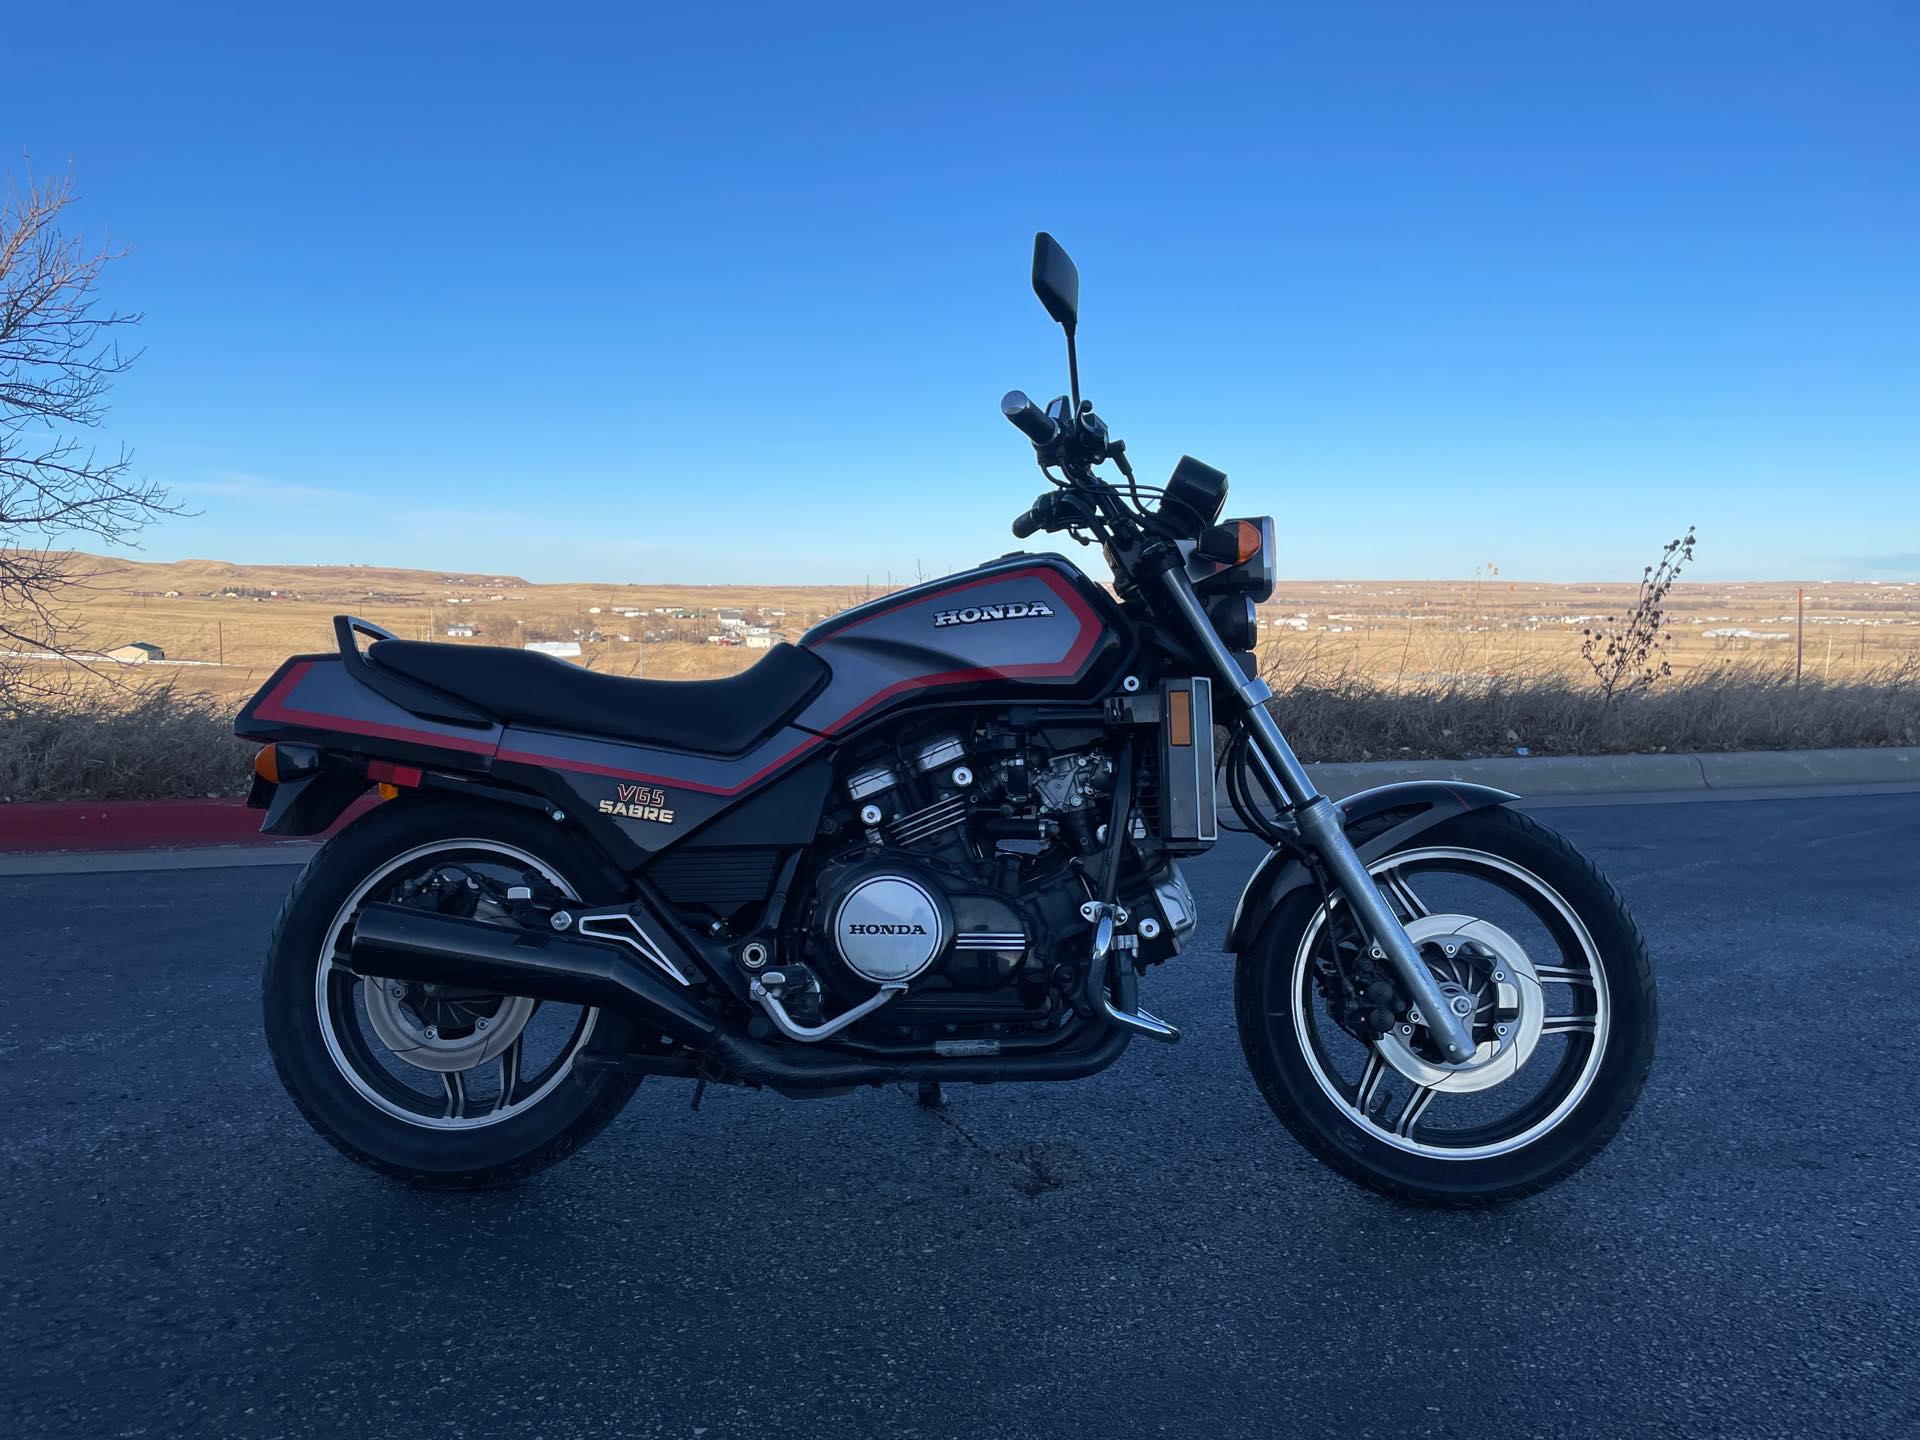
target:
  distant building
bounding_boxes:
[744,633,775,649]
[524,640,582,658]
[446,625,476,638]
[107,641,165,663]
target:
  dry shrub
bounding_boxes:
[2,644,1917,805]
[1263,647,1920,764]
[0,670,252,802]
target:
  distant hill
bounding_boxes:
[59,552,535,602]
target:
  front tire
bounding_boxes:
[262,798,640,1188]
[1235,806,1656,1206]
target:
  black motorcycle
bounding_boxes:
[241,235,1654,1205]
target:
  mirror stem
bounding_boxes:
[1065,324,1081,414]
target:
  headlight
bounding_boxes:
[1205,593,1259,650]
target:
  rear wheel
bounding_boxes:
[1235,806,1656,1206]
[262,799,640,1188]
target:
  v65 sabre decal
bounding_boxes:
[932,598,1055,628]
[598,783,676,825]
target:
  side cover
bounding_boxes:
[237,654,503,770]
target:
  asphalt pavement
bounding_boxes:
[4,791,1917,1439]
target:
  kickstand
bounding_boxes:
[915,1080,944,1110]
[690,1077,707,1112]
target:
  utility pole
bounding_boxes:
[1795,587,1804,686]
[217,620,224,667]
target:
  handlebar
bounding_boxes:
[1001,389,1059,447]
[1011,490,1076,539]
[1000,387,1148,547]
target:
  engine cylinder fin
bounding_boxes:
[889,795,967,846]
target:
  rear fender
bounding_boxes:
[254,769,371,836]
[1222,781,1518,953]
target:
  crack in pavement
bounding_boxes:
[909,1087,1073,1197]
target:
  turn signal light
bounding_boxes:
[252,743,320,785]
[1196,519,1263,565]
[1229,519,1261,564]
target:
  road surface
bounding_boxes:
[5,791,1916,1438]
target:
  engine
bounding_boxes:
[773,719,1195,1039]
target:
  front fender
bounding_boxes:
[1222,780,1518,953]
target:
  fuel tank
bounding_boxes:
[793,554,1130,736]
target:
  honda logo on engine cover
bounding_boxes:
[933,600,1054,628]
[846,923,929,935]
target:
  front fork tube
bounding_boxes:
[1157,570,1477,1062]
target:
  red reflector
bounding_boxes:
[366,761,423,788]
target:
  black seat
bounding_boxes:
[368,639,830,756]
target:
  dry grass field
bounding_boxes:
[3,551,1915,800]
[16,552,1919,704]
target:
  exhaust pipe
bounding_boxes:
[348,903,1132,1091]
[349,903,720,1047]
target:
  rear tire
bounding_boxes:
[262,798,640,1189]
[1235,806,1656,1207]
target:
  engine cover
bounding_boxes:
[825,867,952,983]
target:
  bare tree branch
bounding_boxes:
[1,158,176,656]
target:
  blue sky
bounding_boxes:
[9,1,1916,584]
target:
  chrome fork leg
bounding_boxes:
[1156,568,1476,1063]
[1289,789,1474,1060]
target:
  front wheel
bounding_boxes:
[1236,806,1656,1206]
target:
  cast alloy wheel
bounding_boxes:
[314,840,601,1131]
[1291,845,1611,1161]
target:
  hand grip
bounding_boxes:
[1011,491,1066,539]
[1001,389,1059,447]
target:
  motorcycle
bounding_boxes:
[242,235,1654,1204]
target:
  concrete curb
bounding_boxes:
[1304,745,1920,799]
[0,795,373,855]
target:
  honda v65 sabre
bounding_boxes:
[241,236,1654,1205]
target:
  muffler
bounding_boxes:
[347,903,1133,1091]
[348,903,720,1047]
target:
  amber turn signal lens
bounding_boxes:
[376,782,402,801]
[1232,519,1261,564]
[253,745,280,784]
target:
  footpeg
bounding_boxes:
[1098,996,1181,1043]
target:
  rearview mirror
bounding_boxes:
[1031,232,1079,331]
